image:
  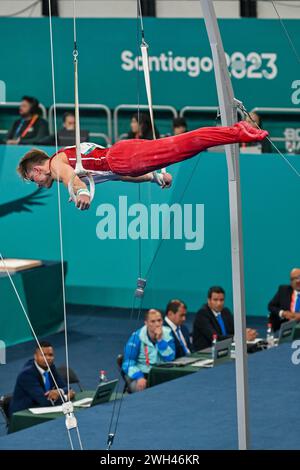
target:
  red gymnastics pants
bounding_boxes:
[105,122,268,177]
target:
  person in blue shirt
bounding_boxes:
[122,309,175,392]
[10,341,75,415]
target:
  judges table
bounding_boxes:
[1,343,300,450]
[9,391,96,434]
[9,389,123,434]
[148,350,232,387]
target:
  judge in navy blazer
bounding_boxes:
[164,299,192,358]
[268,269,300,331]
[193,286,257,351]
[10,341,75,415]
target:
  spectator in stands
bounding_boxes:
[58,112,89,146]
[122,309,175,392]
[241,112,271,153]
[127,112,160,140]
[246,111,260,128]
[268,268,300,332]
[164,299,192,358]
[62,112,76,131]
[10,341,75,415]
[173,117,188,136]
[193,286,257,351]
[5,96,48,145]
[39,111,89,146]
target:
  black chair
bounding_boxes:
[57,366,83,392]
[0,394,12,430]
[116,354,132,394]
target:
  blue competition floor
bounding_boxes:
[0,307,291,450]
[0,344,299,450]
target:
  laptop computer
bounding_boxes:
[191,337,233,368]
[58,129,90,147]
[277,319,297,345]
[171,356,202,366]
[73,379,118,408]
[160,338,232,368]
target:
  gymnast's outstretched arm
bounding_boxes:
[120,172,172,188]
[51,157,91,211]
[119,173,153,183]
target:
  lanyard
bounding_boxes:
[20,114,39,139]
[144,345,150,366]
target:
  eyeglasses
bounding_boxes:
[25,174,34,183]
[291,276,300,282]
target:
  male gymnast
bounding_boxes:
[17,121,268,211]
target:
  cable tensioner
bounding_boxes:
[135,278,147,298]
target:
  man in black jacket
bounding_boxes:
[5,96,48,145]
[268,268,300,331]
[10,341,75,415]
[164,299,192,358]
[193,286,257,351]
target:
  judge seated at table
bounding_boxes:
[122,309,175,393]
[192,286,257,351]
[10,341,75,415]
[268,268,300,332]
[164,299,192,358]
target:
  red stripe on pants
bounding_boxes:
[106,125,241,176]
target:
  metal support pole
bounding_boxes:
[200,0,250,450]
